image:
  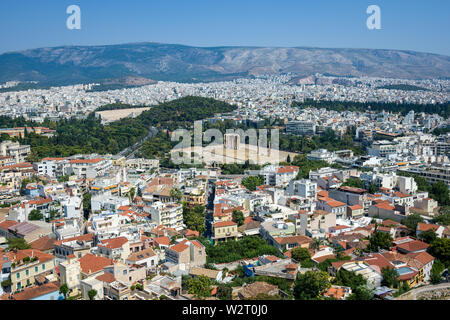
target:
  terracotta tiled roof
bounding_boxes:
[69,159,102,164]
[126,248,156,262]
[10,281,60,300]
[374,202,395,210]
[99,237,128,249]
[318,190,329,198]
[312,254,336,263]
[213,221,237,228]
[381,219,401,227]
[263,255,279,262]
[406,251,434,265]
[363,253,392,273]
[326,200,346,208]
[154,236,170,246]
[96,272,116,284]
[28,197,52,206]
[323,287,345,299]
[417,222,440,232]
[10,249,55,264]
[396,239,429,253]
[184,229,200,238]
[393,192,411,198]
[30,236,56,252]
[377,226,393,232]
[333,225,351,231]
[276,166,299,174]
[78,254,113,275]
[0,220,19,230]
[273,235,313,245]
[169,242,189,253]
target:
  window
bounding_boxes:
[42,264,45,270]
[16,272,20,279]
[123,270,127,275]
[25,270,29,276]
[35,266,38,273]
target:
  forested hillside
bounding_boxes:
[0,96,237,161]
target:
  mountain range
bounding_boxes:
[0,42,449,85]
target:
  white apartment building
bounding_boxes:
[149,202,184,231]
[90,212,121,234]
[286,121,316,136]
[287,179,317,199]
[0,140,30,163]
[306,149,337,164]
[91,195,130,213]
[65,158,112,179]
[360,172,417,194]
[260,165,299,187]
[61,196,83,219]
[33,158,67,177]
[367,140,398,158]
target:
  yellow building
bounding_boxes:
[183,188,206,207]
[111,156,126,167]
[9,249,56,292]
[212,221,238,242]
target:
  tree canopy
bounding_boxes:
[367,231,393,252]
[402,213,424,231]
[0,96,237,161]
[7,238,31,251]
[381,267,400,288]
[241,176,264,191]
[293,271,331,300]
[232,210,245,227]
[205,236,281,264]
[434,208,450,226]
[291,247,311,264]
[429,238,450,267]
[334,268,367,290]
[183,204,206,234]
[292,99,449,118]
[186,275,213,299]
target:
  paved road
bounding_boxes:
[116,126,158,159]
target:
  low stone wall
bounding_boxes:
[397,284,450,300]
[415,288,450,300]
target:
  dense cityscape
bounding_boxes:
[0,71,449,303]
[0,74,449,122]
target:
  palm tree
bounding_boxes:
[311,238,322,251]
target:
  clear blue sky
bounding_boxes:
[0,0,449,55]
